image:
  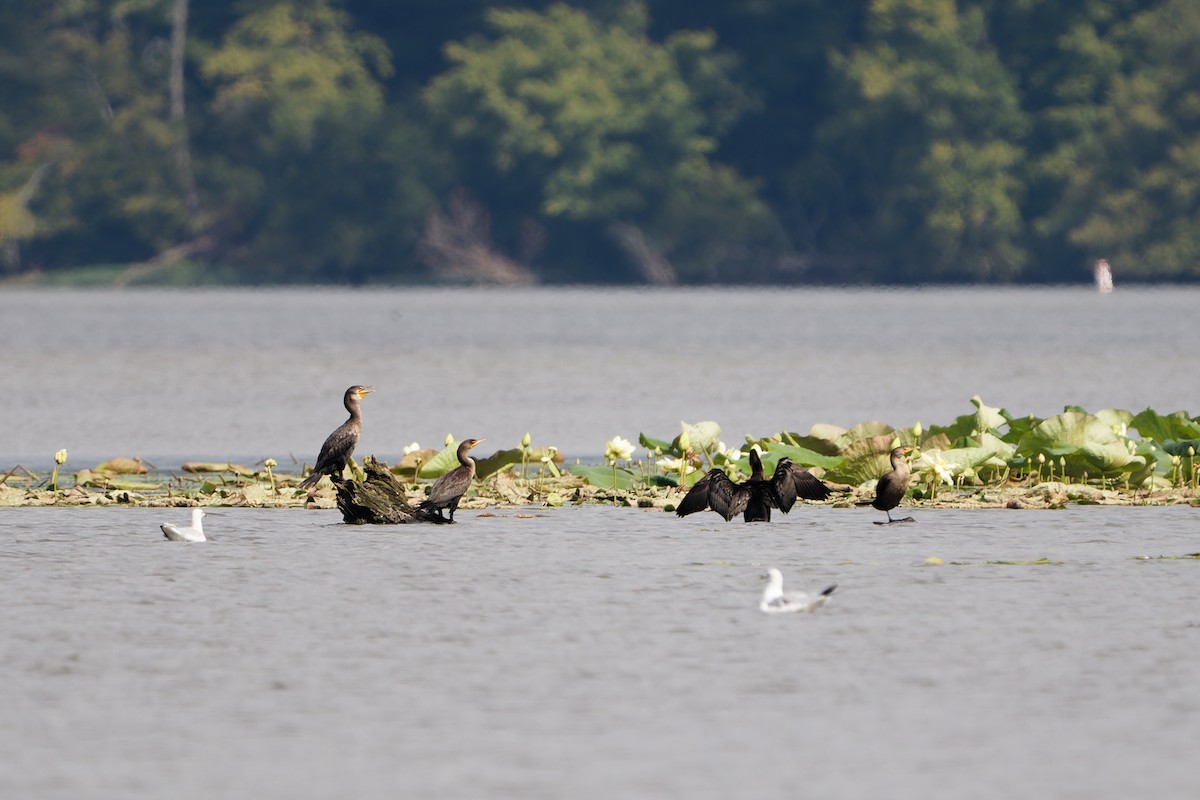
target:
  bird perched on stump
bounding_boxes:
[299,385,374,490]
[858,445,915,524]
[676,448,832,523]
[417,438,485,522]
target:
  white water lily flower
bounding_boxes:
[605,436,635,464]
[657,456,696,476]
[403,442,421,456]
[930,453,954,485]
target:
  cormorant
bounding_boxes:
[417,438,485,522]
[298,385,374,490]
[676,448,832,522]
[759,568,837,614]
[859,445,915,524]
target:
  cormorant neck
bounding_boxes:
[457,442,475,467]
[749,450,764,480]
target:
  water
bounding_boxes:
[1,504,1196,798]
[2,286,1198,467]
[2,286,1199,797]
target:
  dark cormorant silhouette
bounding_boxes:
[858,446,915,524]
[676,448,832,522]
[298,385,374,490]
[417,438,485,522]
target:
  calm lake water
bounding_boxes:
[2,286,1199,467]
[1,286,1198,798]
[1,504,1197,799]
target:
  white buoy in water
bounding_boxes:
[1094,259,1113,293]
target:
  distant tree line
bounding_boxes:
[1,0,1198,285]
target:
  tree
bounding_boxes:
[814,0,1029,281]
[423,1,773,283]
[1030,0,1200,279]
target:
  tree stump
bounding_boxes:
[334,458,447,525]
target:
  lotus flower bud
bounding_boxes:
[912,421,923,437]
[54,449,68,465]
[264,458,277,468]
[521,432,532,448]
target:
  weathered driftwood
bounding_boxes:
[334,458,447,525]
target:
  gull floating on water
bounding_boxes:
[161,509,208,542]
[759,567,836,614]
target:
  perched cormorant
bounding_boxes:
[417,438,485,522]
[859,446,915,524]
[676,448,832,522]
[759,568,837,614]
[161,508,208,542]
[298,385,374,490]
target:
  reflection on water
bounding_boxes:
[2,286,1199,467]
[0,504,1196,798]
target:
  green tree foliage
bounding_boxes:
[423,2,774,282]
[815,0,1028,281]
[1029,0,1200,278]
[2,0,1200,284]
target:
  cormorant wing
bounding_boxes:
[771,457,833,513]
[427,465,470,505]
[676,469,746,521]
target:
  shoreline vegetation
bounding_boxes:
[4,397,1199,515]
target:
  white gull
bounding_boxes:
[161,508,208,542]
[759,567,836,614]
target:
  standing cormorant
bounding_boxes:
[417,438,485,522]
[859,446,915,524]
[298,385,374,490]
[676,448,832,522]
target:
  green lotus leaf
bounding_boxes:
[970,395,1009,433]
[1093,408,1134,433]
[976,432,1015,462]
[1129,408,1200,442]
[999,414,1040,445]
[836,421,896,450]
[919,446,999,474]
[920,432,954,451]
[417,440,461,479]
[823,434,898,485]
[807,423,847,446]
[566,464,640,489]
[759,444,843,471]
[778,432,841,456]
[1017,411,1143,475]
[638,432,676,456]
[471,447,561,480]
[678,420,721,453]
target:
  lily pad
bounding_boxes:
[565,464,640,490]
[1015,410,1145,476]
[823,434,900,485]
[678,420,721,454]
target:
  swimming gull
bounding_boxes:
[759,567,836,614]
[161,508,208,542]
